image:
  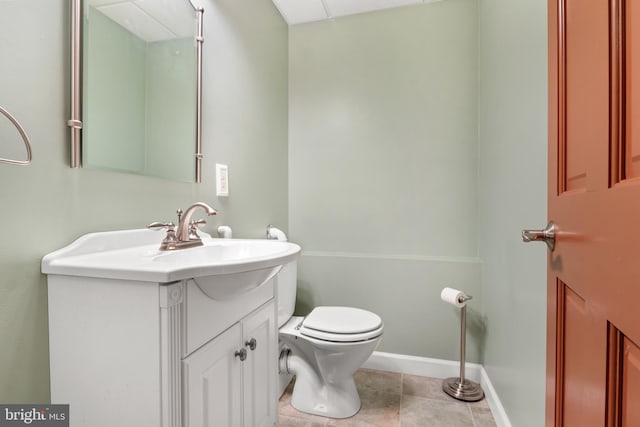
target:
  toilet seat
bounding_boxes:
[300,306,383,343]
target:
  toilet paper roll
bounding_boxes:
[441,287,469,308]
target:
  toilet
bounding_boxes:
[276,261,384,419]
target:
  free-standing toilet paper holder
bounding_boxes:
[442,293,485,402]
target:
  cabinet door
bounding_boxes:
[242,301,277,427]
[183,324,243,427]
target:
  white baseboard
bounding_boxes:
[479,365,512,427]
[362,351,512,427]
[363,351,483,381]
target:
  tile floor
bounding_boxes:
[278,369,497,427]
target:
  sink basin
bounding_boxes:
[151,241,289,266]
[42,229,301,298]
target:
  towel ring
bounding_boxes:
[0,105,33,166]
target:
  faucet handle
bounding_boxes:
[148,222,180,250]
[188,219,206,240]
[148,221,176,231]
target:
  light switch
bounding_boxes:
[216,164,229,196]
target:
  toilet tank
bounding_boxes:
[276,261,297,327]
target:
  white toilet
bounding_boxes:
[276,261,384,419]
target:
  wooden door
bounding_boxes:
[548,0,640,426]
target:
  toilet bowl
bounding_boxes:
[276,261,383,419]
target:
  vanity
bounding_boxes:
[42,228,300,427]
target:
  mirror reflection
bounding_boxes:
[83,0,197,182]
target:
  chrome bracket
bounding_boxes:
[67,119,83,129]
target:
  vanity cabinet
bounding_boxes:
[47,275,277,427]
[43,229,299,427]
[183,301,277,427]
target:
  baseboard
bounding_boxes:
[363,351,483,381]
[479,365,512,427]
[362,351,512,427]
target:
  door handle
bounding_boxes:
[522,221,556,251]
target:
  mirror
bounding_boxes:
[69,0,204,182]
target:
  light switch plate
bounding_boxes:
[216,164,229,196]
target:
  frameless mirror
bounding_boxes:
[69,0,204,182]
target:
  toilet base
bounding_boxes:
[290,375,361,419]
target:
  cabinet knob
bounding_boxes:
[234,348,247,361]
[245,338,257,351]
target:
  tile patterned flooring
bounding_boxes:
[278,369,498,427]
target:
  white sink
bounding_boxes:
[42,228,300,299]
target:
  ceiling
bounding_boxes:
[88,0,445,42]
[271,0,444,25]
[88,0,195,42]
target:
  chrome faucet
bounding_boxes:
[148,202,217,251]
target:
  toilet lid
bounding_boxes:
[300,306,383,342]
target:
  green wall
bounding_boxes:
[289,0,482,362]
[477,0,547,425]
[289,1,548,424]
[0,0,287,403]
